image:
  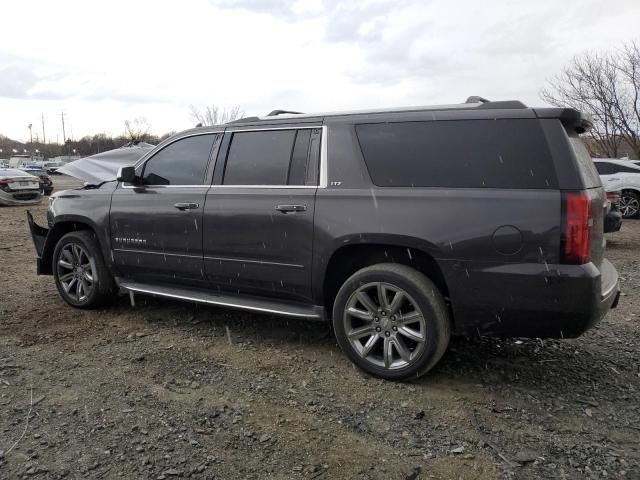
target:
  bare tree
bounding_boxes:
[189,104,244,126]
[124,117,151,144]
[541,41,640,159]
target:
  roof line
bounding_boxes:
[255,99,526,121]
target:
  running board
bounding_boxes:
[117,280,326,320]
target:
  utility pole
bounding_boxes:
[61,111,67,154]
[28,124,33,144]
[41,113,46,144]
[61,111,67,144]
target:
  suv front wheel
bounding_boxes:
[53,231,115,308]
[332,263,451,381]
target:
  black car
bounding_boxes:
[27,97,620,380]
[21,167,53,195]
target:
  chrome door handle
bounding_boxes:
[173,202,199,210]
[275,204,307,213]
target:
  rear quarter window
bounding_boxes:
[355,119,558,189]
[568,134,601,188]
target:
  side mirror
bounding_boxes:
[117,166,137,184]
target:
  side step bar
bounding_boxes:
[117,280,326,320]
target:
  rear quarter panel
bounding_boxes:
[314,120,562,335]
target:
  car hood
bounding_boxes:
[57,143,155,185]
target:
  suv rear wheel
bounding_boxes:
[53,231,115,308]
[332,263,450,380]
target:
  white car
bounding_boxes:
[593,159,640,218]
[0,168,42,206]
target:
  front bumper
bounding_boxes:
[26,211,51,274]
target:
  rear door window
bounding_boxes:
[355,119,557,189]
[222,129,312,186]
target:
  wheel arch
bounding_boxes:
[40,218,102,275]
[321,241,450,321]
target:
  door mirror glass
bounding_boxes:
[117,166,137,184]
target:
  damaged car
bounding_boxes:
[27,98,620,380]
[0,168,43,206]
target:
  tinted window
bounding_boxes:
[223,129,304,185]
[594,162,616,175]
[616,165,640,174]
[567,135,601,188]
[356,120,557,188]
[142,135,215,185]
[288,129,311,185]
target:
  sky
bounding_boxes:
[0,0,639,143]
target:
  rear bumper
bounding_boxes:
[26,211,51,275]
[445,258,620,338]
[0,189,43,206]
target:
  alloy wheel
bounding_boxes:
[343,282,427,370]
[56,243,96,302]
[620,194,639,218]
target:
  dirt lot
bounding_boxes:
[1,176,639,480]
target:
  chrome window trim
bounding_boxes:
[225,125,319,133]
[121,125,328,190]
[210,185,317,190]
[320,125,328,188]
[121,184,210,189]
[218,125,327,189]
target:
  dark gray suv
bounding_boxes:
[28,98,620,380]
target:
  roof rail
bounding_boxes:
[267,109,304,117]
[227,116,260,124]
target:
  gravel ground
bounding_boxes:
[0,176,639,480]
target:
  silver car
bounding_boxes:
[0,168,43,206]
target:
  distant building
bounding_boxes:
[7,152,46,167]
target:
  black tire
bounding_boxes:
[620,190,640,219]
[332,263,451,381]
[52,231,115,309]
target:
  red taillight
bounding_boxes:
[0,178,14,192]
[561,192,592,265]
[606,192,620,204]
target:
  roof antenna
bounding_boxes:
[465,96,490,104]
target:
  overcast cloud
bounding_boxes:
[0,0,638,142]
